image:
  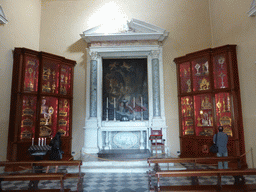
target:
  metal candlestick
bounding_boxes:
[114,107,116,121]
[106,107,108,121]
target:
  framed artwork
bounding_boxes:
[102,58,149,121]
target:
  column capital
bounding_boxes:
[150,50,160,59]
[89,51,99,60]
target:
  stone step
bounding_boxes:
[66,160,186,173]
[83,160,149,167]
[66,153,186,173]
[81,166,150,173]
[97,149,151,160]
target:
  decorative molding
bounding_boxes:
[248,0,256,17]
[89,51,99,60]
[0,5,8,24]
[150,50,160,59]
[80,18,169,43]
[82,19,168,153]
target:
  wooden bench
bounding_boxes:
[34,160,85,192]
[1,190,71,192]
[155,168,256,192]
[147,156,242,169]
[0,173,66,192]
[3,190,71,192]
[147,156,256,191]
[154,184,256,192]
[0,160,85,192]
[148,156,242,185]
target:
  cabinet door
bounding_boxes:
[215,92,233,136]
[23,55,39,93]
[60,65,72,95]
[179,62,192,94]
[58,98,71,136]
[41,59,60,94]
[192,58,211,92]
[194,94,214,136]
[40,96,58,137]
[180,96,194,135]
[213,54,229,89]
[20,95,37,139]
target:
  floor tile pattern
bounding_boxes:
[1,163,256,192]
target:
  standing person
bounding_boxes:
[49,131,64,160]
[213,126,229,169]
[46,131,64,173]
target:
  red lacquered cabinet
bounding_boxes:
[174,45,246,165]
[7,47,76,161]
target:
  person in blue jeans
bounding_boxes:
[213,126,229,169]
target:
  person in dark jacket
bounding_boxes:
[49,131,64,160]
[46,131,64,173]
[213,126,229,169]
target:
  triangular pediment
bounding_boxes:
[0,5,8,24]
[80,18,169,43]
[248,0,256,16]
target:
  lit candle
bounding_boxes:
[133,97,135,108]
[106,97,108,108]
[38,138,41,146]
[114,98,116,108]
[32,138,34,146]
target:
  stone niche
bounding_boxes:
[80,18,169,153]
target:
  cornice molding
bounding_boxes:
[80,18,169,43]
[0,5,8,24]
[248,0,256,17]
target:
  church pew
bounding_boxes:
[147,156,242,169]
[3,190,71,192]
[147,156,250,191]
[34,160,85,192]
[0,160,84,192]
[147,156,242,187]
[155,168,256,192]
[153,184,256,192]
[0,160,83,172]
[0,173,66,191]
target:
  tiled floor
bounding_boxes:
[1,163,256,192]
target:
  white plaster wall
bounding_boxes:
[0,0,41,161]
[209,0,256,168]
[39,0,212,158]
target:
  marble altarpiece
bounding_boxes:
[80,19,169,154]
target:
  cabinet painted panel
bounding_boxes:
[7,48,76,162]
[174,45,246,166]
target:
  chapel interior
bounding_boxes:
[1,0,256,191]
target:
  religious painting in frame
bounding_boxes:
[102,58,148,121]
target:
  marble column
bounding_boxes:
[151,50,161,118]
[82,51,99,154]
[89,51,98,118]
